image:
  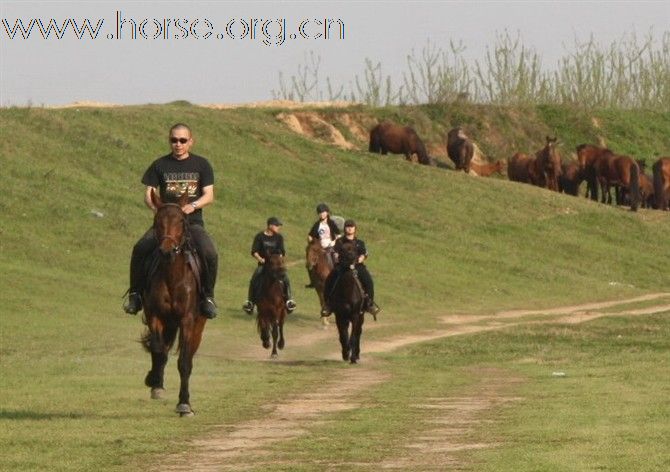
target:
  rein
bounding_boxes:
[155,203,191,254]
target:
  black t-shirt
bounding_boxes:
[334,237,368,264]
[142,153,214,226]
[251,232,286,257]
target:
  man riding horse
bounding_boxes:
[243,217,297,315]
[124,123,219,318]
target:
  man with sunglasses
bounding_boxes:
[124,123,219,318]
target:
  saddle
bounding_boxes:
[144,245,204,297]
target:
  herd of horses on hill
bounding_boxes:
[368,120,670,212]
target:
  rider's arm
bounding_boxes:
[144,186,158,213]
[182,185,214,215]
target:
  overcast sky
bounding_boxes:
[1,1,668,106]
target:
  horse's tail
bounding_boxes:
[629,160,640,211]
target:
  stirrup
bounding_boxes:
[320,306,331,317]
[201,297,218,319]
[286,299,297,312]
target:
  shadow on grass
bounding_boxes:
[0,409,85,420]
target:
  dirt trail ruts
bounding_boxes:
[156,293,670,471]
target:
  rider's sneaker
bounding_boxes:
[304,283,315,288]
[367,301,380,320]
[286,299,297,313]
[201,297,218,319]
[242,300,254,315]
[320,305,331,317]
[124,292,142,315]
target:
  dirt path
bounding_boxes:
[156,293,670,471]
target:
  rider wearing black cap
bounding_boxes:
[242,217,297,315]
[322,219,380,318]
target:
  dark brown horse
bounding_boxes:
[369,121,432,166]
[595,153,641,211]
[446,127,474,173]
[327,240,366,364]
[256,252,288,358]
[142,190,207,417]
[576,144,615,201]
[305,239,334,326]
[653,157,670,210]
[470,159,507,177]
[535,136,562,191]
[508,153,539,185]
[558,161,584,196]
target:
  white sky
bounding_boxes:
[0,1,668,106]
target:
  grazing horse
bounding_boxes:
[558,161,584,196]
[470,159,506,177]
[535,136,562,191]
[508,153,540,185]
[327,240,366,364]
[305,239,334,325]
[446,127,475,173]
[142,190,207,417]
[595,153,641,211]
[369,121,433,166]
[256,252,288,358]
[653,157,670,210]
[576,144,615,201]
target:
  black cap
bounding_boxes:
[267,216,283,226]
[344,219,356,227]
[316,203,330,213]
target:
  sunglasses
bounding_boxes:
[170,137,189,144]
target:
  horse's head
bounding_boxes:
[338,240,359,268]
[263,252,286,279]
[542,136,562,175]
[152,190,189,255]
[305,239,322,269]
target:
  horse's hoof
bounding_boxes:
[321,317,330,328]
[350,358,358,364]
[262,340,271,349]
[271,352,278,359]
[278,339,285,350]
[176,403,194,416]
[150,388,166,400]
[342,352,349,361]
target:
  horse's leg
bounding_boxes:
[349,314,364,364]
[335,315,350,361]
[271,320,279,358]
[176,314,205,417]
[260,316,271,349]
[144,316,169,399]
[278,316,285,350]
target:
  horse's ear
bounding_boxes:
[150,188,163,209]
[178,191,190,207]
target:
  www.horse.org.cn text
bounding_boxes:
[1,11,346,46]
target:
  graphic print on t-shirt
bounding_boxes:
[164,172,199,200]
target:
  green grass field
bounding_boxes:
[0,103,669,471]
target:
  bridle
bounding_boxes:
[155,203,189,254]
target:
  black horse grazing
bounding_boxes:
[446,127,474,173]
[256,252,288,358]
[369,121,433,166]
[327,240,366,364]
[142,190,207,417]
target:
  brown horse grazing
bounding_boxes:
[446,127,474,173]
[535,136,562,191]
[369,121,433,166]
[470,159,507,177]
[508,153,540,185]
[558,161,584,196]
[576,144,615,201]
[256,253,288,358]
[595,153,641,211]
[327,240,366,364]
[142,190,207,417]
[305,239,334,325]
[653,157,670,210]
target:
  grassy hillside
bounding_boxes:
[0,103,669,470]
